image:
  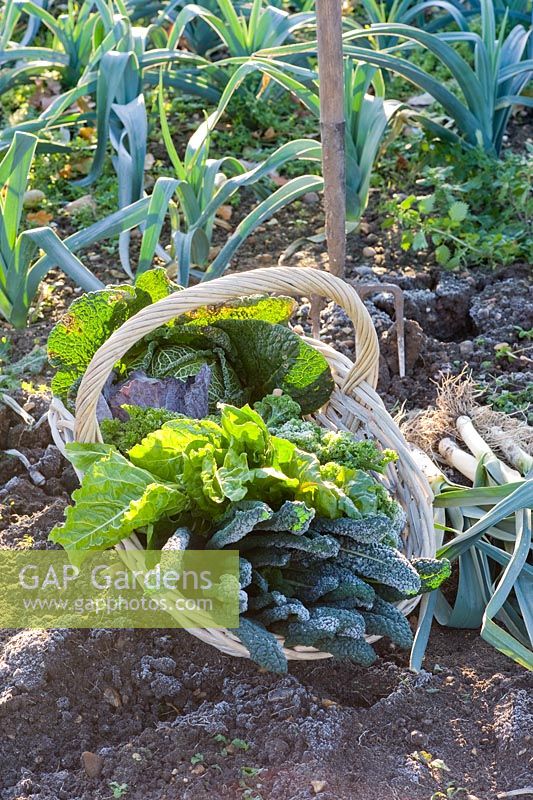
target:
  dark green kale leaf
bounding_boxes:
[361,597,414,649]
[233,617,288,673]
[411,557,452,592]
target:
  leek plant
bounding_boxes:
[358,0,470,46]
[341,0,533,156]
[411,416,533,671]
[0,131,177,328]
[157,71,322,285]
[163,0,316,58]
[1,15,213,273]
[0,0,128,91]
[267,0,532,155]
[465,0,532,24]
[0,0,48,47]
[228,58,402,229]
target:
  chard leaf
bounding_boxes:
[219,404,272,466]
[209,449,253,503]
[49,450,188,553]
[65,441,116,473]
[129,418,222,482]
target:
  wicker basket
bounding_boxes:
[48,266,435,662]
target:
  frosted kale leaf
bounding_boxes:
[234,617,287,674]
[239,558,253,589]
[311,514,396,544]
[241,531,340,559]
[255,500,315,534]
[247,549,292,568]
[206,501,273,549]
[256,592,310,625]
[284,606,365,647]
[338,541,422,597]
[315,636,377,666]
[322,573,376,609]
[162,527,191,551]
[411,557,452,592]
[362,597,414,649]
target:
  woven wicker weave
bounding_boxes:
[49,266,435,661]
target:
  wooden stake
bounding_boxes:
[316,0,346,279]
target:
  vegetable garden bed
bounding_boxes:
[0,0,532,795]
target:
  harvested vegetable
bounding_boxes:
[52,401,450,673]
[48,277,334,414]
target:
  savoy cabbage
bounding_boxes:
[48,285,333,415]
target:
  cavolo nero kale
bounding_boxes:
[51,401,451,673]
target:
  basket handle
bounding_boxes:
[74,267,380,442]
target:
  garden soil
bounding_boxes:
[1,130,532,800]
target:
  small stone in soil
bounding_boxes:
[81,751,103,778]
[409,730,427,747]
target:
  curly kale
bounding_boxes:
[100,405,185,453]
[254,393,302,428]
[255,394,398,473]
[318,431,398,473]
[273,419,323,452]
